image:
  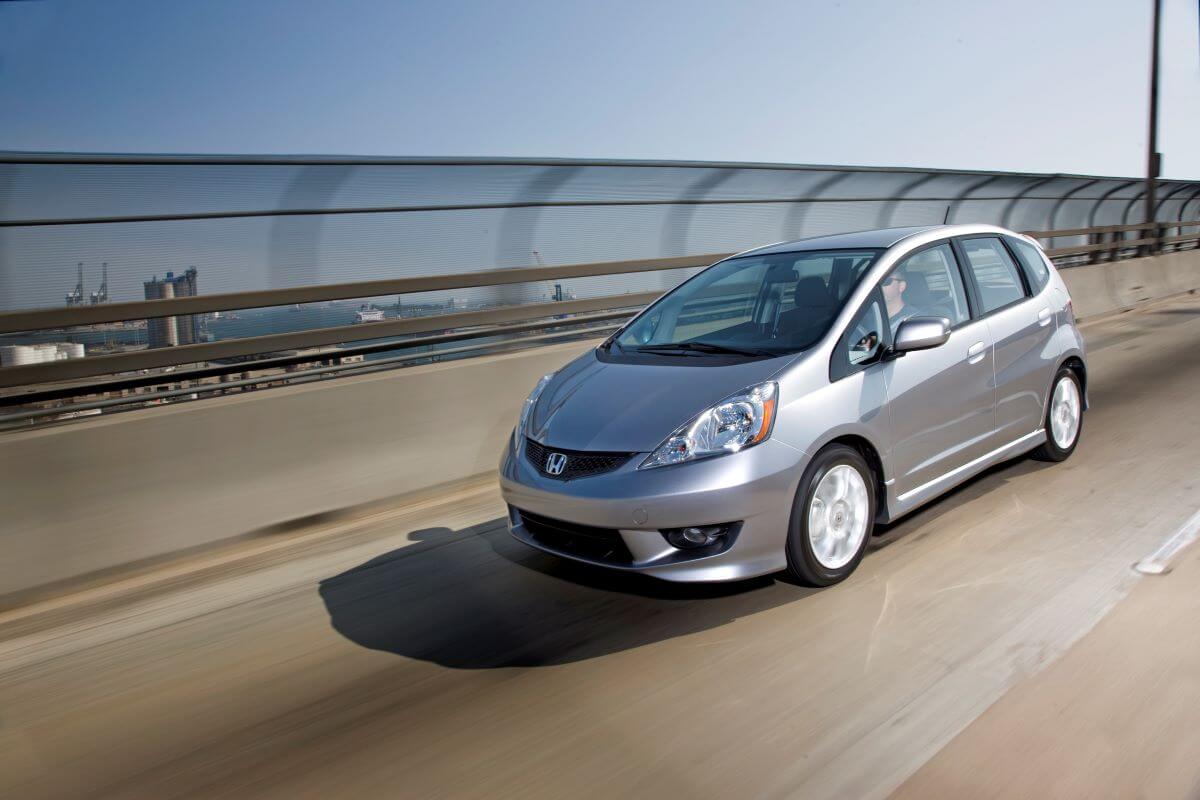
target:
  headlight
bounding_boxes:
[517,373,555,438]
[640,382,777,469]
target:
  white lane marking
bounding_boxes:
[1134,508,1200,575]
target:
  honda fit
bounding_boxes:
[500,224,1086,585]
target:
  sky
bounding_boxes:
[1,0,1199,178]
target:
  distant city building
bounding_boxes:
[0,342,86,367]
[144,267,200,348]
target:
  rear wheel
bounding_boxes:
[786,445,875,586]
[1032,367,1082,462]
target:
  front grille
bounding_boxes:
[515,509,633,565]
[524,438,633,481]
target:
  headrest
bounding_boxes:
[793,276,834,310]
[900,270,934,306]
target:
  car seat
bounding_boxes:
[775,277,836,344]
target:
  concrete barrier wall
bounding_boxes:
[1061,249,1199,321]
[0,340,600,598]
[1,251,1197,598]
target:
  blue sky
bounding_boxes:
[2,0,1199,178]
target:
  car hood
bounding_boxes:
[527,349,791,452]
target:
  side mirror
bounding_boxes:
[892,316,951,353]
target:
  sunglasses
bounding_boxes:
[882,275,905,286]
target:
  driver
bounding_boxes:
[847,270,913,362]
[881,271,914,327]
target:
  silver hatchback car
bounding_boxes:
[500,224,1086,585]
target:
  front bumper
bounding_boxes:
[499,434,807,582]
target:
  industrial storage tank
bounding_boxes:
[0,345,50,366]
[0,342,87,367]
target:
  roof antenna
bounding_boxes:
[942,205,952,224]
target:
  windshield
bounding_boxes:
[614,248,882,358]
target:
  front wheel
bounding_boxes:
[1032,367,1083,462]
[786,445,876,586]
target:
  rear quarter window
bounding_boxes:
[960,237,1027,313]
[1006,237,1051,292]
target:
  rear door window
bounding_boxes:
[960,237,1028,314]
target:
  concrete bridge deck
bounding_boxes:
[3,294,1200,799]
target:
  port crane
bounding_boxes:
[65,262,85,306]
[90,262,109,305]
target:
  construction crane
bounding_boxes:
[532,250,566,302]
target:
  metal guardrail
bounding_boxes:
[1,309,635,407]
[0,253,722,333]
[3,149,1200,422]
[1034,220,1200,258]
[5,216,1186,355]
[1,220,1197,398]
[0,290,661,389]
[0,321,628,427]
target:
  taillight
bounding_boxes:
[1065,299,1075,324]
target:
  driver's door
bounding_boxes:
[877,242,996,500]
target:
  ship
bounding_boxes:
[354,304,385,323]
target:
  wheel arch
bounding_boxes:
[1058,354,1088,410]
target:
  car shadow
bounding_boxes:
[318,521,812,669]
[319,448,1060,670]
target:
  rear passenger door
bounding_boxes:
[954,235,1056,442]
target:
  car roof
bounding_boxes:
[737,225,943,257]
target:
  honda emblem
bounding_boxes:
[545,452,568,476]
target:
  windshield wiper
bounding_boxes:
[632,341,777,358]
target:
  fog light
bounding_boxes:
[664,525,727,549]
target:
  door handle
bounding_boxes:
[1038,307,1052,327]
[967,341,987,365]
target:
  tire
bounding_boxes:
[785,444,876,586]
[1032,367,1083,462]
